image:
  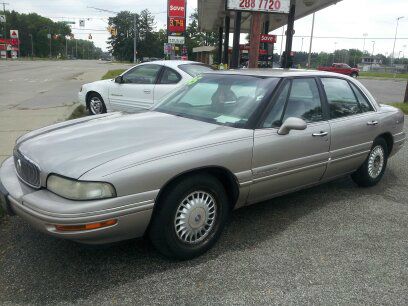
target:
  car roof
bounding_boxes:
[140,60,206,69]
[204,68,354,79]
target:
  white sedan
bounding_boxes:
[78,60,215,114]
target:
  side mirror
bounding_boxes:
[277,117,307,135]
[114,75,123,84]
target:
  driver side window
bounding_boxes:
[263,78,324,128]
[122,64,161,84]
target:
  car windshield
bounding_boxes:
[154,74,279,128]
[178,64,216,77]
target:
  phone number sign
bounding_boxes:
[226,0,290,14]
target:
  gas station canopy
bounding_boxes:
[198,0,342,32]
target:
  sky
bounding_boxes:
[6,0,408,57]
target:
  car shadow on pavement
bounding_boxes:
[0,174,399,304]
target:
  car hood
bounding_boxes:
[17,112,240,180]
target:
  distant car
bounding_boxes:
[79,60,215,115]
[317,63,359,78]
[1,70,405,259]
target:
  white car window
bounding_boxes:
[122,64,161,84]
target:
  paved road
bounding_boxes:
[0,121,406,305]
[0,60,131,111]
[359,78,406,104]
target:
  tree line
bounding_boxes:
[1,10,103,59]
[107,9,219,62]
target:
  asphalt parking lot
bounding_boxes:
[0,120,407,304]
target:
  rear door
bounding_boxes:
[248,78,331,204]
[153,67,183,103]
[109,64,162,111]
[319,77,380,179]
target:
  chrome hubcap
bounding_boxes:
[89,97,103,114]
[368,145,385,179]
[174,191,216,244]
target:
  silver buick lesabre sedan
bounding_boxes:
[0,70,405,259]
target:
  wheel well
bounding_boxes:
[155,167,240,212]
[85,91,101,108]
[377,133,393,155]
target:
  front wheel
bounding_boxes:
[149,174,230,260]
[351,138,388,187]
[87,93,106,115]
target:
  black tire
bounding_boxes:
[351,138,388,187]
[149,174,230,260]
[350,72,358,78]
[87,93,106,115]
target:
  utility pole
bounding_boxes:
[391,16,404,66]
[1,2,9,60]
[307,13,315,69]
[49,28,52,58]
[133,13,137,63]
[65,36,68,58]
[28,33,33,58]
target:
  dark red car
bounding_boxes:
[317,63,359,78]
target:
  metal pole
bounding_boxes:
[65,37,68,59]
[223,15,230,66]
[231,11,241,69]
[217,26,223,64]
[391,17,404,66]
[279,25,285,62]
[2,2,9,60]
[307,13,315,69]
[75,38,77,58]
[133,13,137,63]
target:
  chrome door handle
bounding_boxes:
[312,131,328,137]
[143,89,151,94]
[367,120,378,126]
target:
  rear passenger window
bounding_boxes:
[350,83,374,113]
[160,68,181,84]
[321,78,360,119]
[263,78,323,128]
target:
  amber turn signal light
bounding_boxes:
[54,219,117,232]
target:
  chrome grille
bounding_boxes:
[13,149,41,188]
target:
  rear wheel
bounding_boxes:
[87,93,106,115]
[149,174,229,260]
[350,72,358,78]
[351,138,388,187]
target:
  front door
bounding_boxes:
[109,64,162,111]
[248,78,331,204]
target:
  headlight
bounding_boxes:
[47,175,116,200]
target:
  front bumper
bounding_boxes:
[0,157,157,244]
[78,91,86,107]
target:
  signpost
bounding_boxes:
[226,0,290,14]
[0,15,5,23]
[167,0,187,59]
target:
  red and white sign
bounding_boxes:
[168,0,186,18]
[10,30,19,39]
[260,34,277,43]
[226,0,290,14]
